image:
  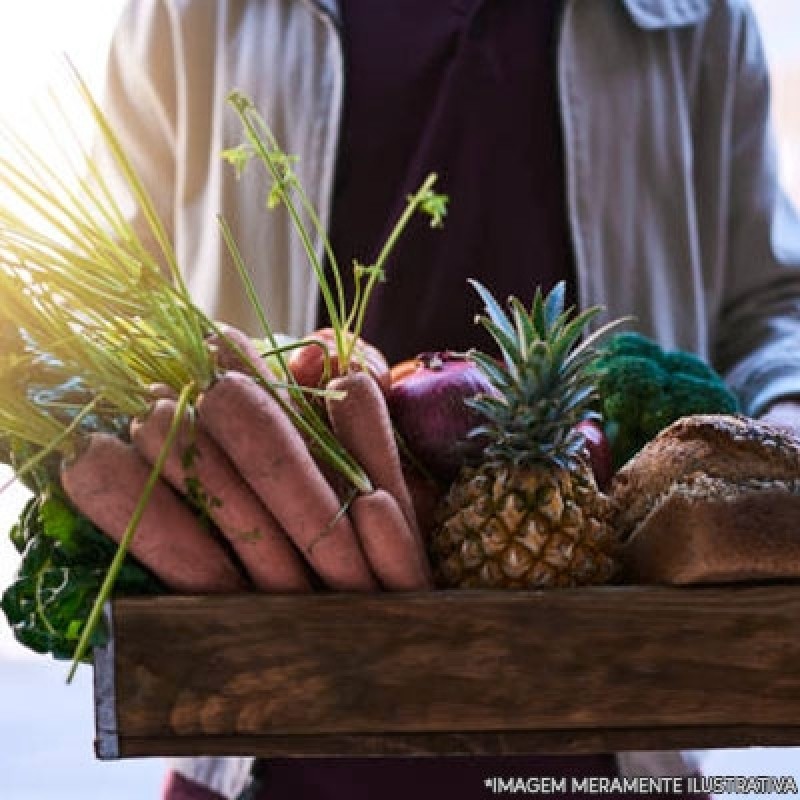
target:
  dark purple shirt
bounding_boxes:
[163,757,708,800]
[250,755,619,798]
[324,0,576,364]
[309,0,609,790]
[311,0,607,795]
[284,4,707,799]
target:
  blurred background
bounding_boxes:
[0,1,799,798]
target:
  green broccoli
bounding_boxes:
[589,333,740,468]
[594,330,665,363]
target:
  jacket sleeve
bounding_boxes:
[95,0,179,257]
[102,8,257,800]
[162,770,227,800]
[713,2,800,416]
[164,757,256,800]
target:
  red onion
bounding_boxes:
[574,419,613,491]
[387,352,497,482]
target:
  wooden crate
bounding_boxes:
[93,586,800,760]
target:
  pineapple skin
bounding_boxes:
[430,460,619,589]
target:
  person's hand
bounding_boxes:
[758,399,800,439]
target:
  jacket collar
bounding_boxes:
[308,0,711,34]
[619,0,711,30]
[307,0,340,25]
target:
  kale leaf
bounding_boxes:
[2,488,162,661]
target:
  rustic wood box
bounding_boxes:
[93,586,800,760]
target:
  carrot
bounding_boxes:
[325,372,432,589]
[130,398,312,592]
[349,489,433,590]
[196,370,377,591]
[207,324,277,384]
[326,371,420,536]
[288,327,391,393]
[60,433,246,593]
[210,327,359,506]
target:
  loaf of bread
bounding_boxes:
[610,414,800,584]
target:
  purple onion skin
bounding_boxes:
[387,352,497,482]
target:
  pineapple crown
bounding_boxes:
[466,280,622,471]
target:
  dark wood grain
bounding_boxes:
[102,727,800,760]
[93,586,800,759]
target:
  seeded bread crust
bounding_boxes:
[611,414,800,542]
[609,414,800,585]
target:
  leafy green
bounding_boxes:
[1,488,162,661]
[589,332,740,468]
[0,337,129,492]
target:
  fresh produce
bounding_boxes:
[170,115,447,594]
[574,419,613,491]
[0,81,279,668]
[0,347,158,662]
[429,281,620,589]
[387,352,497,482]
[209,325,296,387]
[326,371,419,534]
[325,371,432,587]
[226,93,446,591]
[130,398,312,592]
[0,365,242,664]
[226,90,446,402]
[0,76,451,669]
[60,433,246,593]
[289,327,390,394]
[1,489,161,661]
[589,332,740,468]
[196,371,378,591]
[0,80,343,669]
[348,489,434,591]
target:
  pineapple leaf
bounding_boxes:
[465,394,507,418]
[468,351,510,389]
[550,307,603,367]
[582,316,632,353]
[476,315,524,374]
[531,286,546,339]
[563,317,631,373]
[561,385,596,413]
[559,349,597,383]
[463,280,628,470]
[469,280,517,366]
[542,281,567,330]
[510,297,535,355]
[469,280,514,337]
[465,422,494,440]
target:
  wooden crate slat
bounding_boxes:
[99,726,800,760]
[93,586,800,759]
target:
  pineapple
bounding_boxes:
[429,281,620,589]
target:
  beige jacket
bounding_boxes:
[104,0,800,418]
[102,0,794,792]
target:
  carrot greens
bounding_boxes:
[0,67,448,674]
[224,91,448,376]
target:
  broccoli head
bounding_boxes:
[590,333,740,468]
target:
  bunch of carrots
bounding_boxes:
[0,73,447,677]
